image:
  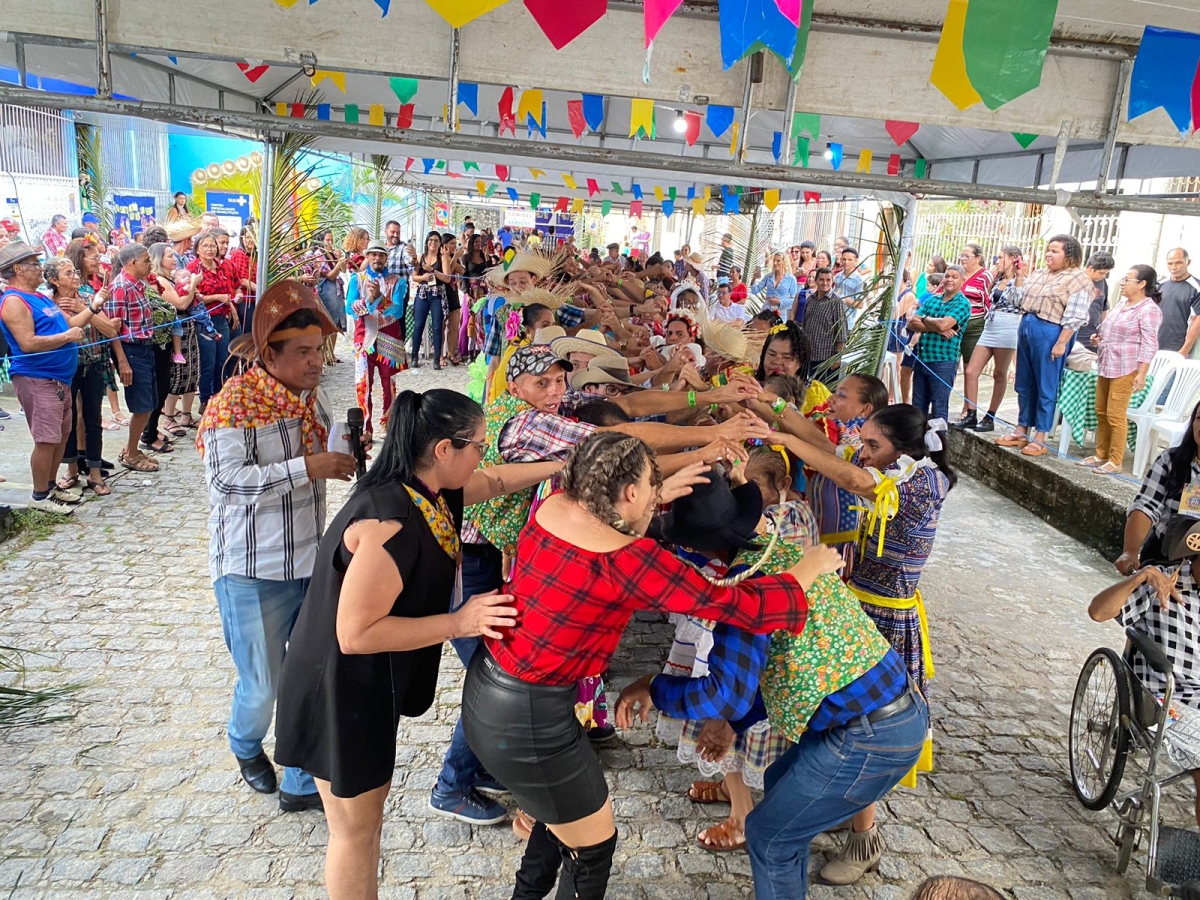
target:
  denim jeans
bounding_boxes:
[745,692,929,900]
[1016,314,1072,434]
[410,287,444,365]
[211,315,233,392]
[197,330,217,407]
[910,358,958,423]
[435,543,502,795]
[213,574,316,796]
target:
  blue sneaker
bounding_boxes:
[474,774,507,797]
[0,405,10,420]
[428,787,507,825]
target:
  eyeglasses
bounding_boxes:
[452,436,488,453]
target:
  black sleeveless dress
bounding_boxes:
[275,480,462,798]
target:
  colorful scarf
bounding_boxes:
[196,366,327,458]
[405,485,460,560]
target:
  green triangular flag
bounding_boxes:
[1011,132,1038,149]
[793,137,810,168]
[734,185,744,195]
[463,161,480,172]
[344,104,359,124]
[484,183,497,197]
[668,186,676,201]
[786,1,814,82]
[601,200,612,217]
[650,108,656,140]
[389,77,419,105]
[435,160,446,170]
[529,193,541,210]
[791,112,820,141]
[914,158,928,179]
[611,182,624,196]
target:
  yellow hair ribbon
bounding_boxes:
[769,323,789,336]
[850,474,900,561]
[768,444,791,478]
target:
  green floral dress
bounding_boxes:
[464,391,534,554]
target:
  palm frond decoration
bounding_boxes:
[368,154,406,238]
[0,645,82,731]
[75,124,112,236]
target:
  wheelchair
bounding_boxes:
[1070,626,1200,898]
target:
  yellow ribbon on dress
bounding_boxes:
[850,474,900,561]
[849,585,935,681]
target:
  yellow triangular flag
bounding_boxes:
[476,180,487,194]
[310,70,346,92]
[703,186,712,202]
[856,149,873,174]
[530,168,546,180]
[729,123,740,156]
[763,189,780,211]
[570,198,585,214]
[368,104,385,126]
[653,186,664,202]
[629,98,655,138]
[425,0,512,28]
[517,89,544,126]
[562,173,578,190]
[275,102,287,117]
[692,198,707,216]
[274,0,303,7]
[930,0,982,110]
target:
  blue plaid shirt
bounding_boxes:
[649,623,769,733]
[806,649,909,732]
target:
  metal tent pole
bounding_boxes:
[256,139,276,298]
[447,29,460,133]
[94,0,112,99]
[878,196,918,380]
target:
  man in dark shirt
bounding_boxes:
[1068,251,1114,369]
[1159,248,1200,355]
[717,233,735,280]
[799,268,847,376]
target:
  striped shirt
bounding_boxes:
[201,391,331,582]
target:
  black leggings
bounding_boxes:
[141,345,173,444]
[65,362,106,468]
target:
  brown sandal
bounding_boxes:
[119,450,159,473]
[697,817,746,853]
[687,780,731,804]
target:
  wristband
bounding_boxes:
[661,383,670,391]
[771,397,788,416]
[710,403,719,414]
[688,390,696,408]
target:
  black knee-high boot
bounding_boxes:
[554,831,617,900]
[512,822,564,900]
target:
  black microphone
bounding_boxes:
[345,407,367,479]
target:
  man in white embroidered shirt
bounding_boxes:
[198,280,356,813]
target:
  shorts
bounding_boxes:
[12,375,73,444]
[120,342,158,414]
[445,291,461,313]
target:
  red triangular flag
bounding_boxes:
[684,111,701,147]
[498,86,517,136]
[236,62,270,83]
[290,103,306,118]
[567,99,587,138]
[554,196,569,212]
[496,165,510,181]
[630,199,643,217]
[405,157,415,172]
[884,120,920,146]
[586,178,600,197]
[803,191,821,204]
[524,0,608,50]
[447,171,462,179]
[397,104,414,129]
[887,154,901,176]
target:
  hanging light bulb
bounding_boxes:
[823,142,834,160]
[673,110,688,134]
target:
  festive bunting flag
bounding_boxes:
[275,102,287,117]
[706,105,735,138]
[368,104,385,126]
[791,112,820,141]
[718,0,799,69]
[562,173,578,190]
[914,158,928,178]
[885,120,920,146]
[803,191,821,204]
[344,104,359,123]
[525,0,608,50]
[644,0,685,47]
[1011,132,1039,149]
[612,182,624,195]
[582,94,605,132]
[274,0,303,7]
[686,186,695,201]
[554,196,569,212]
[570,197,585,213]
[447,171,462,179]
[630,200,644,217]
[291,103,306,118]
[703,186,711,201]
[389,77,419,104]
[784,0,813,81]
[517,89,545,126]
[397,104,414,129]
[771,132,783,163]
[498,86,517,136]
[373,0,391,15]
[485,183,498,198]
[425,0,511,28]
[476,180,487,195]
[463,161,480,172]
[856,149,873,173]
[729,123,740,156]
[507,187,519,202]
[601,200,612,216]
[630,99,655,139]
[236,62,270,83]
[963,0,1057,109]
[311,70,346,92]
[684,111,701,147]
[404,158,415,172]
[692,198,706,216]
[774,0,801,27]
[763,188,780,211]
[653,186,664,202]
[792,137,811,168]
[458,83,479,116]
[1128,26,1200,135]
[496,165,510,181]
[930,0,983,110]
[668,186,676,201]
[829,143,843,170]
[888,153,901,176]
[436,160,446,169]
[317,104,331,121]
[662,199,675,217]
[723,191,740,214]
[567,100,587,138]
[631,183,643,199]
[422,158,435,174]
[527,103,548,138]
[530,168,546,179]
[587,178,601,196]
[529,193,541,209]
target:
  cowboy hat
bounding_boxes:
[569,358,645,392]
[653,470,763,552]
[532,325,567,345]
[550,330,625,365]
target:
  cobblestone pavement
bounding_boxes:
[0,343,1189,899]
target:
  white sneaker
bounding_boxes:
[27,496,76,515]
[52,486,83,505]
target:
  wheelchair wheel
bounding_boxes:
[1070,647,1132,811]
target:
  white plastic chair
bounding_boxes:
[1130,358,1200,478]
[879,354,902,403]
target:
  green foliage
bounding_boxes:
[0,645,82,731]
[75,125,112,235]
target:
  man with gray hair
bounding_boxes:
[41,214,70,259]
[103,242,161,473]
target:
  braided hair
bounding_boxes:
[561,432,661,537]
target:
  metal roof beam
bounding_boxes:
[1,86,1195,217]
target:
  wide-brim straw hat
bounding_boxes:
[501,285,571,311]
[485,249,556,288]
[570,358,645,391]
[550,329,625,364]
[164,219,201,242]
[703,319,758,365]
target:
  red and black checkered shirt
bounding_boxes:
[103,272,153,342]
[187,258,239,317]
[485,518,809,685]
[226,247,255,302]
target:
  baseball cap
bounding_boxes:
[0,219,19,233]
[82,212,100,225]
[506,344,572,382]
[716,277,731,287]
[1164,515,1200,561]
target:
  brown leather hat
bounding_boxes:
[229,279,336,360]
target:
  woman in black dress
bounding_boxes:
[276,389,563,900]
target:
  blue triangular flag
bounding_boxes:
[582,94,605,132]
[706,105,735,138]
[771,131,783,163]
[458,82,479,116]
[507,187,519,202]
[662,199,674,218]
[373,0,390,15]
[422,158,435,174]
[829,142,843,171]
[527,102,548,139]
[631,183,643,199]
[718,0,798,70]
[1128,26,1200,135]
[723,191,740,214]
[686,186,695,201]
[317,104,331,121]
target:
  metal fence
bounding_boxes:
[910,206,1046,269]
[1072,213,1121,263]
[0,104,75,179]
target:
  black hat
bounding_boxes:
[1164,515,1200,561]
[654,470,763,552]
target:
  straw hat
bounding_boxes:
[532,325,567,345]
[570,358,645,392]
[485,249,556,288]
[164,219,201,242]
[501,285,571,311]
[549,330,625,365]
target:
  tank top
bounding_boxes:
[0,288,79,383]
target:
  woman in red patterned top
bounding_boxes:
[463,432,841,899]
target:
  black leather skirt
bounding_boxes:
[462,650,609,824]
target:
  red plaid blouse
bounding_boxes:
[485,517,809,685]
[227,247,255,302]
[187,258,238,317]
